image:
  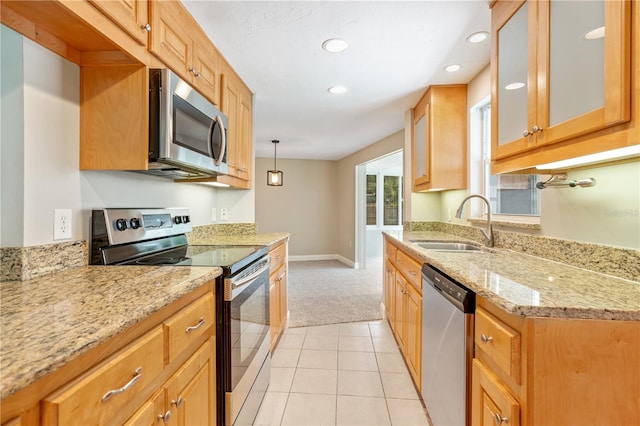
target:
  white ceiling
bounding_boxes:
[183,0,492,161]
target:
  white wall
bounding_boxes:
[1,26,255,247]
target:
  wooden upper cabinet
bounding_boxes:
[88,0,151,46]
[222,70,253,184]
[491,0,633,170]
[149,0,221,105]
[412,85,467,192]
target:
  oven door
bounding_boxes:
[223,256,271,425]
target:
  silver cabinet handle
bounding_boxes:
[523,125,541,137]
[409,271,417,276]
[481,334,494,344]
[141,23,151,32]
[189,67,201,78]
[101,367,142,402]
[494,412,508,424]
[158,411,171,424]
[171,396,183,408]
[185,317,205,334]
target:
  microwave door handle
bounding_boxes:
[209,115,226,167]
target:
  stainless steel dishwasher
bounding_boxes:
[421,264,475,426]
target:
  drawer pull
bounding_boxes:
[141,23,151,32]
[101,367,142,402]
[185,317,205,334]
[171,396,183,409]
[493,412,509,424]
[481,334,494,344]
[158,410,171,424]
[409,271,417,276]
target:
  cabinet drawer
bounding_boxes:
[385,241,398,261]
[395,249,422,290]
[269,242,286,274]
[475,308,521,384]
[42,327,164,426]
[164,293,214,364]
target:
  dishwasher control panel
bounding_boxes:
[422,265,475,313]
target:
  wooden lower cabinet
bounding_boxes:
[125,340,215,426]
[472,296,640,425]
[404,283,422,384]
[41,327,165,426]
[269,241,289,350]
[472,359,520,426]
[164,341,215,426]
[384,259,395,324]
[2,287,216,426]
[123,389,165,425]
[383,237,422,390]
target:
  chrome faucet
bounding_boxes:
[455,194,494,247]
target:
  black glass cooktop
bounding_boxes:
[122,244,268,275]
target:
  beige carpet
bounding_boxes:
[286,259,384,328]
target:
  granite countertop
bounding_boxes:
[187,231,290,247]
[384,230,640,321]
[0,265,221,401]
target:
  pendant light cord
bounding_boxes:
[272,140,279,169]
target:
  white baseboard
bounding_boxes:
[289,254,359,269]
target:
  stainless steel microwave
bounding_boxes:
[146,68,228,179]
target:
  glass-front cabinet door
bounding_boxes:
[491,0,631,162]
[412,105,429,188]
[537,0,631,147]
[493,0,535,160]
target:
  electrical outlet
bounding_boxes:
[54,209,72,240]
[220,208,228,221]
[211,208,217,222]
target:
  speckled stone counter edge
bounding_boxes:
[187,222,257,242]
[0,241,87,282]
[407,221,640,282]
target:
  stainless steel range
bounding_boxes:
[90,208,271,426]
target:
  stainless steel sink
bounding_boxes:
[412,241,483,252]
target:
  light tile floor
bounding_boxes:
[254,321,430,425]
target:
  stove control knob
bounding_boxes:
[174,216,183,224]
[182,215,190,224]
[129,217,141,229]
[115,218,128,231]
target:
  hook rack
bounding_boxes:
[536,174,596,190]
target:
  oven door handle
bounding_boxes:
[224,257,271,301]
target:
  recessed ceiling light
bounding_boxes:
[584,26,605,40]
[322,38,349,53]
[444,64,461,72]
[505,82,526,90]
[328,86,348,94]
[466,31,489,43]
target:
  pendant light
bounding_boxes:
[267,140,283,186]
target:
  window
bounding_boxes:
[366,173,403,227]
[480,103,541,216]
[366,175,377,225]
[383,175,401,226]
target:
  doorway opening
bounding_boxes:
[355,150,403,269]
